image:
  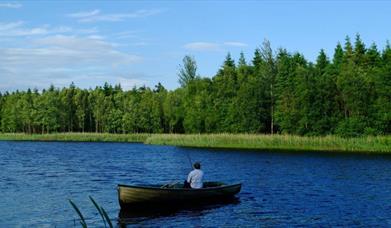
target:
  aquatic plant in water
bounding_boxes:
[69,196,113,228]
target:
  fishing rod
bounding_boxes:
[185,151,193,169]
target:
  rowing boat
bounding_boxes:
[117,181,241,209]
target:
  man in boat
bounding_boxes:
[184,162,204,189]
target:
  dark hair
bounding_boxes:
[193,162,201,169]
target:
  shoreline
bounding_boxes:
[0,133,390,154]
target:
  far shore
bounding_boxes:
[0,133,390,154]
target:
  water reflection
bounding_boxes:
[118,197,240,227]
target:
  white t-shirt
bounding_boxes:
[187,169,204,189]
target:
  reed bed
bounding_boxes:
[0,133,149,143]
[0,133,390,153]
[144,134,391,153]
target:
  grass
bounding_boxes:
[144,134,391,154]
[0,132,390,153]
[0,132,149,143]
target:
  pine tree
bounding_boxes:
[333,43,344,67]
[354,34,366,65]
[213,53,238,132]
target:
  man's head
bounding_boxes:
[193,162,201,169]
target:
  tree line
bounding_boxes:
[0,35,389,137]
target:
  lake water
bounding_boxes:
[1,141,391,227]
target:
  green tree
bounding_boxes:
[373,42,391,134]
[259,39,277,134]
[90,88,106,133]
[178,55,198,87]
[74,89,90,132]
[183,78,212,133]
[1,92,21,132]
[18,89,36,133]
[35,86,62,133]
[335,35,375,136]
[162,89,185,133]
[212,53,238,132]
[60,82,77,132]
[0,92,3,132]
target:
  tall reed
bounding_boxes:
[1,133,390,153]
[144,134,391,153]
[0,132,149,143]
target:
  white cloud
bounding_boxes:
[87,35,104,40]
[0,21,61,36]
[113,30,140,39]
[0,18,153,91]
[77,27,99,34]
[0,2,22,8]
[130,42,149,46]
[0,21,24,30]
[223,42,248,47]
[33,35,141,64]
[67,9,100,18]
[184,42,221,51]
[68,9,162,23]
[0,35,143,91]
[0,22,98,38]
[184,41,248,51]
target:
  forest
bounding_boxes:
[0,35,390,137]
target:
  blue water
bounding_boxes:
[1,141,391,227]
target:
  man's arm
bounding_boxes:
[187,171,193,183]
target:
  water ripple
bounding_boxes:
[1,141,391,226]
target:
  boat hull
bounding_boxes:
[118,182,241,209]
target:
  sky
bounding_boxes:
[1,1,391,92]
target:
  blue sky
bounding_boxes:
[1,1,391,92]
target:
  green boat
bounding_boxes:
[117,182,242,209]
